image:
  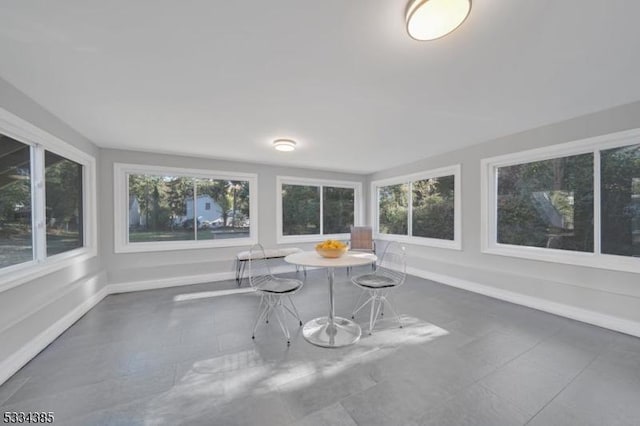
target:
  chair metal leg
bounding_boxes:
[368,295,378,335]
[381,294,403,328]
[351,290,371,318]
[273,302,291,344]
[252,298,271,339]
[284,295,303,325]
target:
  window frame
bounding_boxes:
[370,165,462,250]
[114,163,258,253]
[481,128,640,273]
[0,108,97,292]
[276,176,363,244]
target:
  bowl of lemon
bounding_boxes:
[315,239,348,258]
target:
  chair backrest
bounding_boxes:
[350,226,374,252]
[376,241,406,286]
[248,244,272,289]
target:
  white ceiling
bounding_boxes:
[1,1,640,174]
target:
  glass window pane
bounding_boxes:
[282,184,320,235]
[0,136,32,268]
[412,175,455,240]
[378,183,409,235]
[45,151,83,256]
[197,179,250,240]
[601,143,640,257]
[323,186,354,234]
[497,153,594,252]
[128,175,194,242]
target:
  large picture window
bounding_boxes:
[114,164,257,252]
[482,129,640,272]
[372,165,461,249]
[0,110,96,290]
[277,177,362,243]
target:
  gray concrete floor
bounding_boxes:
[2,268,640,425]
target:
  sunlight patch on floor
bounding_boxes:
[142,316,449,421]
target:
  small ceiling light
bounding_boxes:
[406,0,471,41]
[273,139,297,152]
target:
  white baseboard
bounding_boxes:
[0,285,109,387]
[407,266,640,338]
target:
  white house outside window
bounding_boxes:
[114,164,257,252]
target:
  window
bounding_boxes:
[0,109,96,289]
[378,183,409,235]
[372,165,461,249]
[45,151,84,256]
[601,144,640,257]
[496,153,594,252]
[323,186,355,234]
[277,177,362,243]
[282,184,320,236]
[0,136,32,269]
[115,164,257,252]
[482,129,640,272]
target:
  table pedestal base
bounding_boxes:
[303,316,361,348]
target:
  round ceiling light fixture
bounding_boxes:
[406,0,471,41]
[273,139,297,152]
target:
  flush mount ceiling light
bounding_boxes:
[273,139,297,152]
[406,0,471,41]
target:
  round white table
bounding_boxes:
[284,250,377,348]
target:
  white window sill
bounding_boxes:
[0,247,97,293]
[115,237,258,253]
[276,233,350,245]
[375,233,462,250]
[483,244,640,274]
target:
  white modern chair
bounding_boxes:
[350,241,406,334]
[248,244,304,345]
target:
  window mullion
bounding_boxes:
[319,185,324,235]
[407,181,413,237]
[193,179,198,240]
[593,149,601,255]
[32,145,47,262]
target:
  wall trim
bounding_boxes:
[407,266,640,338]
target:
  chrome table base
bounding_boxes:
[302,267,362,347]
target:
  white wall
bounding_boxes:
[99,149,368,288]
[0,77,107,384]
[367,100,640,336]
